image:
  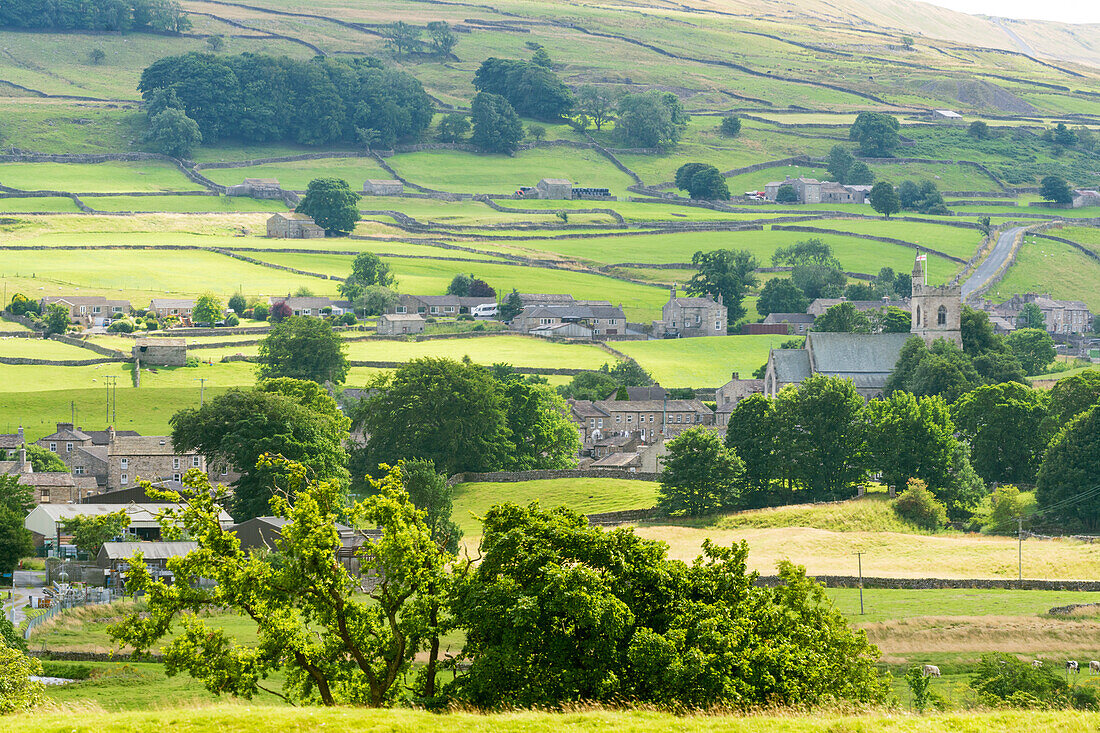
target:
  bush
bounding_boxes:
[225,314,240,327]
[719,115,741,136]
[893,478,947,530]
[971,652,1097,709]
[458,314,474,321]
[107,319,134,333]
[472,323,485,332]
[252,303,270,321]
[339,313,357,326]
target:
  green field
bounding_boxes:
[615,334,796,387]
[81,195,288,213]
[202,157,390,191]
[0,161,198,193]
[0,336,106,359]
[452,477,659,536]
[988,235,1100,311]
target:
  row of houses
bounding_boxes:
[763,175,873,205]
[973,293,1093,335]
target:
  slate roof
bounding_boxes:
[595,399,710,414]
[626,386,668,400]
[591,452,641,467]
[569,400,610,419]
[539,178,571,185]
[763,313,815,324]
[108,436,192,456]
[40,424,92,442]
[99,541,197,560]
[769,349,812,384]
[135,338,185,347]
[150,298,195,309]
[85,429,138,446]
[806,332,912,375]
[520,304,625,320]
[406,295,495,307]
[0,434,21,450]
[380,313,426,322]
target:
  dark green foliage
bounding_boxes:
[615,91,688,149]
[1037,405,1100,531]
[0,0,190,32]
[877,306,912,333]
[383,21,421,55]
[446,274,473,296]
[867,393,955,494]
[658,427,743,516]
[426,21,457,57]
[470,92,523,154]
[500,380,581,471]
[5,294,38,317]
[687,249,758,325]
[296,178,361,235]
[614,386,629,400]
[813,302,870,333]
[144,107,201,157]
[598,359,654,387]
[340,252,395,301]
[845,161,874,185]
[719,115,741,137]
[968,120,990,140]
[775,183,798,203]
[970,653,1097,709]
[556,371,618,401]
[0,508,32,580]
[756,278,809,317]
[1040,174,1074,204]
[252,302,269,321]
[725,395,779,508]
[1015,302,1045,330]
[1051,123,1078,148]
[43,303,70,335]
[473,57,574,120]
[170,380,351,520]
[1046,371,1100,426]
[953,382,1051,485]
[844,283,877,301]
[849,112,900,157]
[775,375,867,502]
[0,614,26,652]
[89,47,107,64]
[449,502,887,709]
[577,85,616,132]
[227,293,246,315]
[1005,328,1056,376]
[499,290,523,322]
[526,124,546,142]
[530,47,552,68]
[893,479,947,530]
[257,317,350,385]
[960,306,1002,356]
[869,181,901,218]
[826,145,854,183]
[354,286,398,317]
[675,163,728,200]
[773,239,846,300]
[139,54,431,147]
[971,351,1027,385]
[400,459,461,554]
[896,180,948,215]
[910,339,982,403]
[436,113,470,143]
[0,475,33,516]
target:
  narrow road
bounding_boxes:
[962,226,1027,298]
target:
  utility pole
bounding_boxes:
[195,378,207,407]
[1018,515,1023,581]
[855,551,865,615]
[70,400,75,426]
[104,376,117,424]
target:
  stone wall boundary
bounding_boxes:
[49,334,126,358]
[30,650,164,663]
[448,469,661,485]
[754,575,1100,591]
[0,356,122,366]
[1031,232,1100,264]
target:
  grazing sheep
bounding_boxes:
[1067,661,1080,673]
[1032,660,1043,668]
[1090,660,1100,674]
[922,664,940,677]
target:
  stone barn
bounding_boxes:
[227,178,282,198]
[537,178,572,200]
[377,313,426,335]
[267,212,325,239]
[132,338,187,367]
[363,179,404,196]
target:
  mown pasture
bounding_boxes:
[613,334,795,387]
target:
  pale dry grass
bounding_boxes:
[632,525,1100,580]
[862,615,1100,659]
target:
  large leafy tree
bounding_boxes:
[0,646,43,714]
[756,278,809,317]
[687,249,758,325]
[145,108,202,157]
[1015,302,1045,330]
[1040,175,1074,204]
[813,302,871,333]
[577,85,617,131]
[910,339,982,403]
[961,305,1003,356]
[1037,406,1100,531]
[953,382,1051,485]
[470,92,523,154]
[725,394,780,508]
[1046,370,1100,427]
[296,178,361,235]
[499,380,580,471]
[658,427,743,516]
[774,375,867,501]
[0,475,32,516]
[869,181,901,218]
[614,90,689,149]
[473,58,574,120]
[449,502,887,708]
[849,112,900,157]
[170,381,350,520]
[61,510,131,557]
[110,460,451,706]
[257,316,349,385]
[772,239,846,300]
[190,292,223,326]
[0,508,33,578]
[43,303,70,336]
[339,252,395,301]
[674,163,728,200]
[555,371,618,401]
[1005,328,1056,376]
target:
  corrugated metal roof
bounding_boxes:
[99,541,197,560]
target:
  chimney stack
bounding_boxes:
[16,426,23,442]
[16,446,30,473]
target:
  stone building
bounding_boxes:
[910,255,962,347]
[266,212,325,239]
[149,298,195,322]
[35,422,139,488]
[652,285,726,338]
[393,294,496,317]
[270,296,352,318]
[714,373,765,427]
[808,298,910,317]
[377,313,426,335]
[536,178,572,200]
[0,446,98,505]
[978,293,1093,335]
[41,296,130,328]
[764,176,868,205]
[762,312,815,335]
[227,178,282,198]
[569,398,715,445]
[363,179,403,196]
[510,300,626,336]
[106,434,206,491]
[132,338,187,367]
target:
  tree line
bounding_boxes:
[138,53,434,148]
[0,0,189,33]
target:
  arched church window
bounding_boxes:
[916,305,922,326]
[937,305,947,326]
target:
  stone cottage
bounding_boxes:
[266,212,325,239]
[651,285,727,338]
[227,178,282,198]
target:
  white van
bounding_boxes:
[471,303,499,319]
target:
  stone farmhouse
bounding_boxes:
[392,294,495,317]
[41,296,130,328]
[976,293,1093,335]
[149,298,195,322]
[763,255,961,399]
[271,296,353,318]
[510,298,626,337]
[266,212,325,239]
[36,422,137,488]
[106,434,206,491]
[1,446,99,505]
[570,397,715,445]
[0,427,25,457]
[764,176,870,204]
[652,285,727,338]
[715,373,765,427]
[536,178,572,199]
[132,338,187,367]
[227,178,282,198]
[363,179,403,195]
[377,313,426,335]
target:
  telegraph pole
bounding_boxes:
[195,378,207,407]
[1018,516,1023,581]
[855,552,865,615]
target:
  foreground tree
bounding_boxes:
[170,381,350,520]
[725,394,780,508]
[1005,327,1056,376]
[296,178,361,235]
[110,460,451,706]
[756,278,809,318]
[257,317,349,385]
[1046,370,1100,427]
[687,249,758,325]
[1040,174,1073,204]
[813,302,871,333]
[1037,406,1100,531]
[658,427,743,516]
[869,181,900,218]
[0,646,43,713]
[449,502,887,708]
[190,292,223,326]
[436,113,471,143]
[0,506,33,578]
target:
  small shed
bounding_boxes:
[363,179,403,196]
[96,541,197,571]
[931,110,963,123]
[132,337,187,366]
[537,178,572,200]
[377,313,426,335]
[267,212,325,239]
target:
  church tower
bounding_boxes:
[910,253,962,347]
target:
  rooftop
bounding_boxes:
[99,541,197,560]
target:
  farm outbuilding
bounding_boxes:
[266,212,325,239]
[537,178,572,200]
[226,178,282,198]
[132,337,186,367]
[363,179,403,195]
[377,313,426,335]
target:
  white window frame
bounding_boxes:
[120,458,129,470]
[66,442,73,453]
[49,442,57,452]
[173,457,180,470]
[192,456,201,467]
[121,473,129,486]
[173,473,182,482]
[74,466,85,475]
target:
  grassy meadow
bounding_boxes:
[614,334,797,387]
